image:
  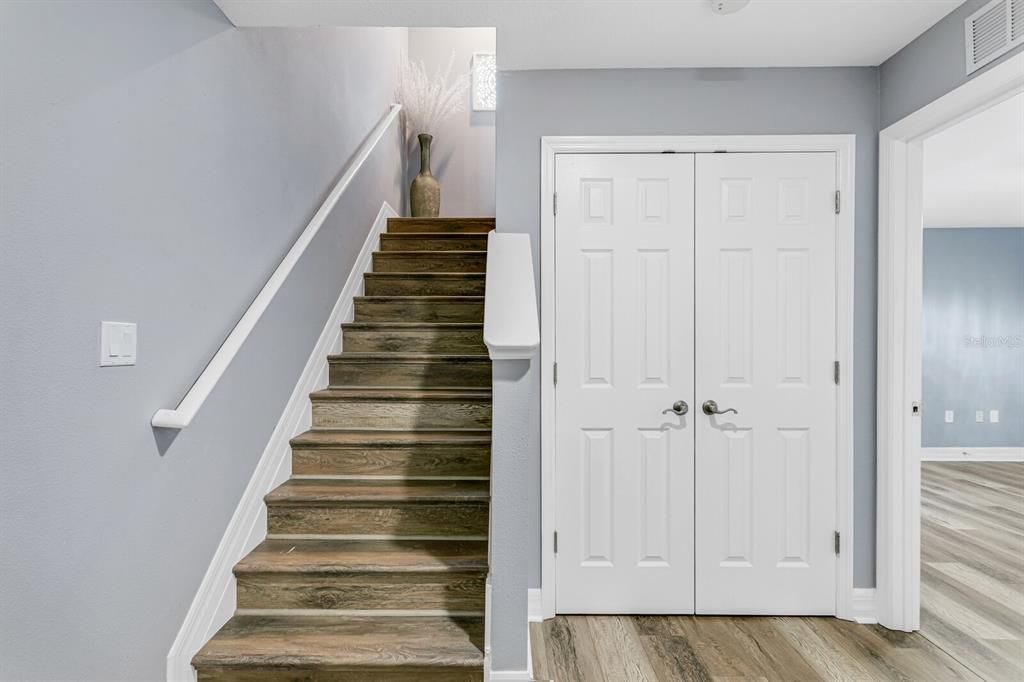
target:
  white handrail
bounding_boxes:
[152,104,402,429]
[483,232,540,361]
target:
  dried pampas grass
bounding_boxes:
[396,52,469,142]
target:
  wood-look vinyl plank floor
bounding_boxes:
[919,462,1024,681]
[531,463,1023,681]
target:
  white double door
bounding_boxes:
[555,152,838,615]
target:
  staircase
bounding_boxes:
[193,217,494,682]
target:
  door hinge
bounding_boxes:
[553,192,558,216]
[554,531,559,554]
[834,190,841,215]
[834,531,841,555]
[553,362,558,385]
[833,360,840,385]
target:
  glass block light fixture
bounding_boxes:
[471,53,496,111]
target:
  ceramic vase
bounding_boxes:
[410,133,440,217]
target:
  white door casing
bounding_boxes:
[554,153,696,613]
[694,152,838,614]
[540,136,855,622]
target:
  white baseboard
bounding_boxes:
[165,202,396,682]
[922,447,1024,462]
[490,670,534,681]
[527,588,544,623]
[530,584,873,629]
[851,588,877,624]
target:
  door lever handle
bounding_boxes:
[702,399,738,416]
[662,400,689,416]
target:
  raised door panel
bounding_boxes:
[582,251,614,386]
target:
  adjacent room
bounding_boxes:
[918,91,1024,681]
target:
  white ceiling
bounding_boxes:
[924,92,1024,229]
[214,0,964,70]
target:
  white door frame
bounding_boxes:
[875,51,1024,633]
[539,135,857,620]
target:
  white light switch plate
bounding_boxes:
[944,410,954,423]
[990,410,999,423]
[975,410,985,423]
[100,321,136,366]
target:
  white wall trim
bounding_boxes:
[527,588,544,623]
[851,588,878,624]
[539,135,856,621]
[489,670,534,681]
[876,50,1024,633]
[921,447,1024,462]
[165,202,396,682]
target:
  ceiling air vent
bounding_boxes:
[965,0,1023,73]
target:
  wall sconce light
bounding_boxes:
[472,52,496,111]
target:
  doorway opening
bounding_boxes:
[916,91,1024,681]
[875,49,1024,637]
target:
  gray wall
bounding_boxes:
[495,67,881,588]
[406,28,496,216]
[922,228,1024,448]
[880,0,1024,128]
[0,2,405,680]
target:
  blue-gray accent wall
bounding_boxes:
[923,228,1024,448]
[0,3,406,679]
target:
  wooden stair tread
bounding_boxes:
[372,252,487,274]
[342,322,482,329]
[373,251,487,256]
[354,295,484,302]
[363,273,486,278]
[235,539,488,574]
[193,615,484,669]
[291,429,490,447]
[329,353,490,362]
[311,387,491,400]
[387,216,494,233]
[266,479,490,504]
[380,233,489,246]
[381,232,490,237]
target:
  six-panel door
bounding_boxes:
[554,151,839,615]
[694,152,838,614]
[555,153,696,613]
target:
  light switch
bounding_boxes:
[975,410,985,423]
[990,410,999,423]
[100,321,137,366]
[944,410,954,423]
